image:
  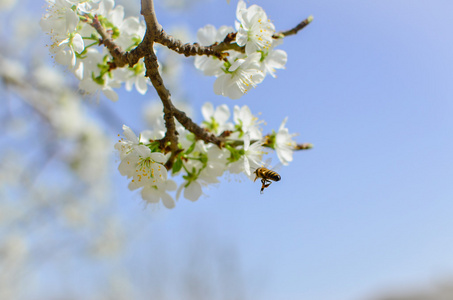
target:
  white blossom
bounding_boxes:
[118,145,167,190]
[242,133,264,176]
[177,180,203,202]
[233,104,262,140]
[112,59,149,95]
[114,101,298,207]
[114,124,141,159]
[40,0,85,69]
[275,117,297,165]
[141,180,177,209]
[198,144,229,183]
[194,25,234,76]
[116,125,168,190]
[235,0,275,55]
[201,102,234,134]
[213,52,265,99]
[260,39,288,78]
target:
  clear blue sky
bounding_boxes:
[31,0,453,299]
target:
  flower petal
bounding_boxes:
[71,33,84,54]
[184,181,202,202]
[141,186,160,203]
[161,193,176,209]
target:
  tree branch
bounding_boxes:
[89,15,146,69]
[144,49,222,169]
[155,29,226,59]
[171,106,223,147]
[140,0,161,33]
[90,0,311,162]
[273,15,314,38]
[144,51,179,169]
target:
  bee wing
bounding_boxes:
[251,157,272,174]
[263,158,282,172]
[271,162,283,172]
[263,158,273,168]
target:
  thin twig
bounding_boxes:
[273,15,314,38]
[294,143,313,150]
[90,15,128,68]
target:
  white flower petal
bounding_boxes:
[135,76,148,95]
[65,9,79,32]
[164,180,177,191]
[184,181,202,202]
[71,33,84,54]
[73,60,84,80]
[135,145,151,157]
[243,156,251,176]
[118,154,136,177]
[214,104,230,124]
[197,24,217,46]
[243,133,250,150]
[161,193,175,209]
[141,186,160,203]
[150,152,166,163]
[102,87,118,102]
[122,125,139,143]
[201,102,214,121]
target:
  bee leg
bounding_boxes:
[260,179,266,194]
[260,179,272,194]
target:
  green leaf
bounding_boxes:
[172,158,183,174]
[185,142,196,155]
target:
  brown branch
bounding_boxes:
[141,0,161,33]
[171,106,223,147]
[140,0,223,166]
[273,15,314,38]
[90,15,128,68]
[144,51,180,170]
[144,49,222,169]
[155,29,226,59]
[89,15,147,69]
[212,32,244,54]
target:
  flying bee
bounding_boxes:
[254,166,281,194]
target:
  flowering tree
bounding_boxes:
[40,0,313,208]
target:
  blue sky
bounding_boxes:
[118,1,453,299]
[19,0,453,299]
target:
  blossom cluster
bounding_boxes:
[195,0,288,99]
[41,0,288,101]
[40,0,148,101]
[115,102,298,208]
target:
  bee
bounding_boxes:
[254,166,281,194]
